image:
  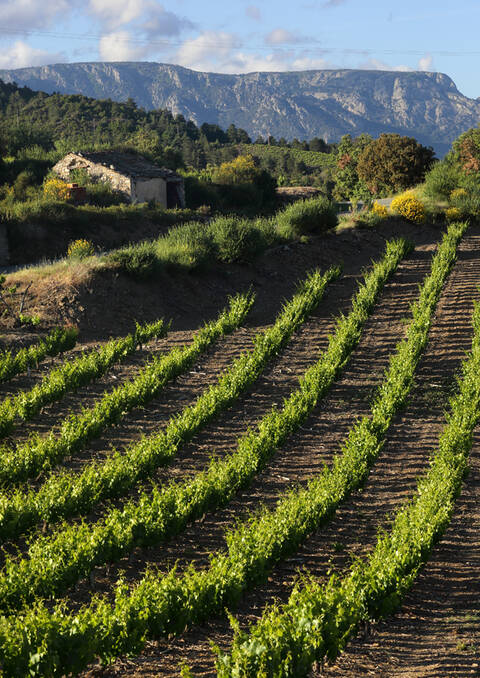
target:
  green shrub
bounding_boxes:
[155,221,214,271]
[450,193,480,220]
[209,215,273,263]
[217,182,263,210]
[350,210,386,229]
[423,160,463,200]
[276,196,337,237]
[109,211,280,278]
[109,223,214,277]
[12,170,36,200]
[184,175,220,209]
[110,242,158,278]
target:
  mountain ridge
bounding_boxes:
[1,62,479,155]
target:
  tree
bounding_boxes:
[200,122,228,143]
[357,133,435,195]
[309,137,329,153]
[226,123,251,144]
[453,127,480,173]
[333,133,372,201]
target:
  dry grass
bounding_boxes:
[7,255,110,287]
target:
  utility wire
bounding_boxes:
[0,27,479,56]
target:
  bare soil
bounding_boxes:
[3,221,479,678]
[80,228,480,677]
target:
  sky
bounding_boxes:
[0,0,480,99]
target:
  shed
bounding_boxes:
[52,151,185,208]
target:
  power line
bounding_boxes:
[0,27,480,57]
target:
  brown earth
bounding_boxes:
[79,227,480,677]
[1,219,422,345]
[2,220,479,678]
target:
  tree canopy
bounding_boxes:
[357,133,435,194]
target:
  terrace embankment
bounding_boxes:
[4,220,436,343]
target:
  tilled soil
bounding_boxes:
[79,229,480,677]
[5,221,479,678]
[317,432,480,678]
[78,237,436,599]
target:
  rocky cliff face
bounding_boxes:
[1,62,479,154]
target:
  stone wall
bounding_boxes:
[52,154,132,200]
[132,177,167,205]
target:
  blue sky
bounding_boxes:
[1,0,479,98]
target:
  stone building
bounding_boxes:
[52,151,185,207]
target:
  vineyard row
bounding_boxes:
[219,222,478,677]
[0,264,340,602]
[0,292,253,489]
[0,237,413,675]
[0,318,167,444]
[0,267,338,539]
[0,326,78,384]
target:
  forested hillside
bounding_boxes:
[0,80,335,186]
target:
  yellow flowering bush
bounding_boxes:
[390,192,426,224]
[211,155,257,184]
[445,207,462,222]
[371,201,388,218]
[43,178,70,201]
[449,188,467,203]
[67,239,95,259]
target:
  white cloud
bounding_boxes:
[225,52,291,73]
[322,0,347,6]
[418,53,434,71]
[359,57,413,72]
[89,0,147,29]
[89,0,193,37]
[175,33,337,74]
[142,7,195,38]
[175,31,242,71]
[246,5,261,21]
[98,30,148,60]
[0,0,69,30]
[265,29,303,45]
[292,55,337,70]
[0,41,65,68]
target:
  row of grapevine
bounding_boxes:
[0,239,412,675]
[0,240,408,612]
[218,226,479,677]
[0,265,338,542]
[0,326,78,384]
[0,318,168,442]
[0,292,253,488]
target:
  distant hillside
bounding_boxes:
[1,62,480,154]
